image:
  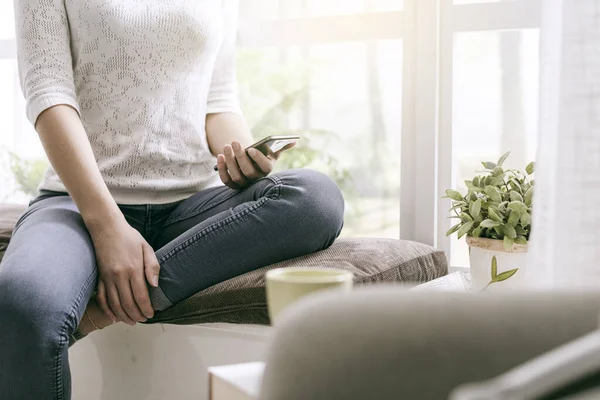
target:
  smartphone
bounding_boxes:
[213,135,300,171]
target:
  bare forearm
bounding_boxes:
[206,112,253,156]
[35,105,123,231]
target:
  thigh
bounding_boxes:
[146,169,344,310]
[152,179,274,248]
[0,195,97,336]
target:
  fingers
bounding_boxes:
[96,280,117,323]
[143,242,160,288]
[248,148,274,175]
[232,141,263,180]
[107,283,136,325]
[131,273,154,320]
[116,277,147,323]
[223,144,249,186]
[217,154,240,189]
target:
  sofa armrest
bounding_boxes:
[258,287,600,400]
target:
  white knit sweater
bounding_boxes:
[15,0,241,204]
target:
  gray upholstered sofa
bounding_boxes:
[259,287,600,400]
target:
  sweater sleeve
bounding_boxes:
[206,0,242,115]
[14,0,80,125]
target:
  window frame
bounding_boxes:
[0,0,542,266]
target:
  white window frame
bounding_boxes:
[0,39,15,59]
[240,0,541,265]
[1,0,542,265]
[435,0,541,262]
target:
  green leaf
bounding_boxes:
[503,236,514,250]
[485,176,493,186]
[446,189,464,201]
[515,236,528,245]
[488,208,504,223]
[446,223,461,237]
[520,212,531,227]
[470,199,482,219]
[484,186,502,203]
[524,187,534,206]
[480,219,501,228]
[491,256,498,279]
[471,226,483,238]
[460,212,473,222]
[495,268,519,282]
[515,226,527,236]
[450,204,463,212]
[503,224,517,239]
[526,162,535,175]
[492,166,504,177]
[482,161,497,170]
[498,201,509,211]
[507,210,520,227]
[473,176,480,187]
[457,221,475,239]
[465,180,474,189]
[497,151,511,167]
[510,191,524,203]
[490,176,506,187]
[453,201,467,207]
[509,179,522,192]
[494,226,503,236]
[508,201,528,214]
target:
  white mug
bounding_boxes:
[266,267,354,325]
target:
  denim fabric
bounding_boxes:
[0,169,344,400]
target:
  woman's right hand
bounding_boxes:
[89,218,160,325]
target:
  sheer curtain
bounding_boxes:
[528,0,600,288]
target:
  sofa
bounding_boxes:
[259,287,600,400]
[0,203,448,399]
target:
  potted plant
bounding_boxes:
[444,152,534,291]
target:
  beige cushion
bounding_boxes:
[151,238,447,325]
[0,203,448,325]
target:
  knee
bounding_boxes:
[284,169,345,245]
[0,276,73,349]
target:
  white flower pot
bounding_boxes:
[467,237,528,292]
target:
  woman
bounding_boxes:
[0,0,344,398]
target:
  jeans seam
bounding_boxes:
[53,269,96,400]
[157,182,281,265]
[163,191,239,226]
[164,175,283,226]
[145,205,152,240]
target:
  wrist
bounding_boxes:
[82,203,126,236]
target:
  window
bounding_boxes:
[437,0,541,266]
[0,0,542,266]
[237,1,404,238]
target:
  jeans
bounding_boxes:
[0,169,344,400]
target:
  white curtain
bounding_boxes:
[528,0,600,288]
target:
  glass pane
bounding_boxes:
[236,39,403,238]
[0,1,15,40]
[453,0,503,4]
[451,29,539,267]
[240,0,403,21]
[0,59,46,203]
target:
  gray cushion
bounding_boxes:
[0,203,448,325]
[150,238,447,325]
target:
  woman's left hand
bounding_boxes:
[216,141,291,189]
